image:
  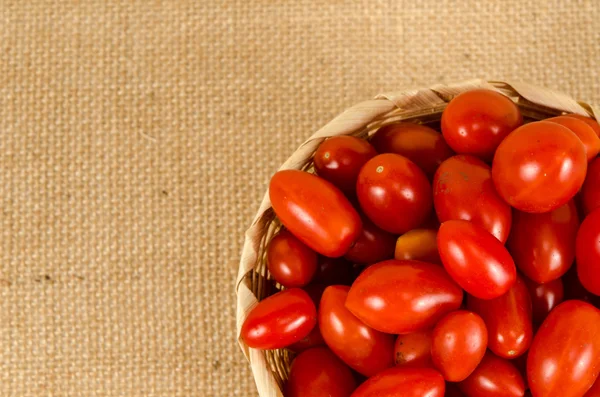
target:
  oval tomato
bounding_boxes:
[314,136,377,195]
[523,276,564,325]
[394,229,441,264]
[441,89,522,160]
[431,310,487,382]
[459,352,526,397]
[547,115,600,160]
[357,154,432,234]
[267,229,317,287]
[492,121,587,213]
[394,330,433,368]
[576,208,600,295]
[467,275,533,359]
[527,300,600,397]
[313,257,354,286]
[241,288,316,350]
[345,214,396,264]
[371,123,454,177]
[566,114,600,137]
[581,158,600,216]
[286,346,357,397]
[346,260,463,334]
[351,367,445,397]
[319,286,395,376]
[437,220,516,299]
[507,200,579,283]
[269,170,362,257]
[434,155,512,242]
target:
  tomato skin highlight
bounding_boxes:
[269,170,362,257]
[437,220,517,299]
[357,153,432,234]
[266,229,317,288]
[314,136,377,195]
[394,228,441,264]
[576,208,600,296]
[346,259,463,334]
[285,346,357,397]
[434,155,512,243]
[344,214,396,264]
[523,276,564,325]
[527,300,600,397]
[581,158,600,216]
[350,367,445,397]
[507,200,579,283]
[319,286,395,377]
[467,275,533,359]
[431,310,487,382]
[546,115,600,161]
[492,121,587,213]
[459,351,526,397]
[241,288,316,350]
[394,330,433,368]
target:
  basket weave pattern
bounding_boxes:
[235,79,599,397]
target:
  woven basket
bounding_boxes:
[235,79,599,397]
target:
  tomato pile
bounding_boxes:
[241,89,600,397]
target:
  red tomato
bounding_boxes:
[431,310,487,382]
[314,136,377,195]
[434,155,512,242]
[441,89,523,160]
[459,352,526,397]
[344,214,396,264]
[394,229,441,264]
[269,170,362,257]
[394,330,433,368]
[371,123,454,177]
[527,300,600,397]
[241,288,316,350]
[350,367,445,397]
[467,275,533,359]
[313,257,354,286]
[492,121,587,213]
[566,114,600,137]
[356,154,432,234]
[547,115,600,161]
[584,377,600,397]
[346,260,463,334]
[319,286,395,376]
[286,346,357,397]
[266,229,317,288]
[507,200,579,283]
[581,158,600,215]
[523,276,564,325]
[576,208,600,295]
[437,220,516,299]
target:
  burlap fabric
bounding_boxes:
[0,1,598,396]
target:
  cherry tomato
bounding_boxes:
[576,208,600,295]
[441,89,523,160]
[566,114,600,137]
[269,170,362,257]
[547,115,600,161]
[395,229,441,264]
[266,229,317,288]
[241,288,316,350]
[357,154,432,234]
[434,155,512,242]
[584,377,600,397]
[507,200,579,283]
[394,330,433,368]
[431,310,487,382]
[371,123,454,177]
[581,158,600,215]
[319,286,395,376]
[527,300,600,397]
[314,136,377,195]
[351,367,445,397]
[523,276,564,325]
[344,214,396,264]
[492,121,587,213]
[346,260,463,334]
[286,346,357,397]
[437,220,516,299]
[313,257,354,286]
[467,275,532,359]
[459,352,526,397]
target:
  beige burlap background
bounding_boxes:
[0,1,598,396]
